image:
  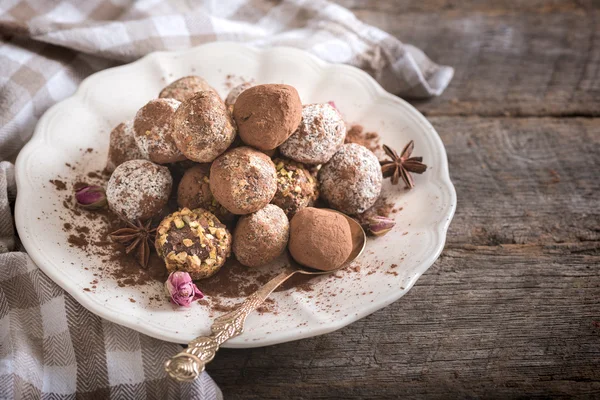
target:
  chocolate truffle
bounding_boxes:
[133,98,185,164]
[271,158,319,218]
[210,147,277,215]
[106,120,144,172]
[177,164,234,224]
[232,84,302,151]
[233,204,289,267]
[280,103,346,165]
[106,160,173,221]
[289,208,353,271]
[225,82,254,108]
[156,208,232,279]
[159,76,217,102]
[172,91,236,162]
[318,143,383,215]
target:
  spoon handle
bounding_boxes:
[165,266,298,382]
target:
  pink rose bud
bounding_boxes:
[75,185,107,210]
[368,216,396,236]
[165,271,204,307]
[327,101,337,109]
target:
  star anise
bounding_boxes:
[380,141,427,189]
[109,219,156,268]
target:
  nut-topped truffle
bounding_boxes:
[159,76,217,102]
[106,120,144,172]
[271,158,319,218]
[177,164,234,224]
[318,143,383,215]
[232,84,302,151]
[280,103,346,165]
[172,91,236,162]
[289,208,353,271]
[233,204,289,267]
[133,98,185,164]
[210,147,277,215]
[106,159,173,221]
[156,208,232,279]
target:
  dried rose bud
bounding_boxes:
[75,185,107,210]
[165,271,204,307]
[327,101,337,109]
[368,216,396,236]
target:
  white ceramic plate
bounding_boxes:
[15,43,456,347]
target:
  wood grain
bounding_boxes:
[206,1,600,398]
[338,1,600,117]
[207,117,600,398]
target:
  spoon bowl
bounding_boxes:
[165,211,367,382]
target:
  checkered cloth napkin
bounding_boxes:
[0,0,453,398]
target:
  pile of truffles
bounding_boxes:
[103,77,387,281]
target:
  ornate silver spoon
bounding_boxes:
[165,211,366,382]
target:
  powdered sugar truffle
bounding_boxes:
[159,76,218,102]
[318,143,382,215]
[233,204,289,267]
[280,103,346,165]
[210,147,277,215]
[107,160,173,221]
[133,98,185,164]
[106,120,144,172]
[172,91,236,163]
[225,82,254,108]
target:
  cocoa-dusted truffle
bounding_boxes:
[271,158,319,218]
[159,76,217,102]
[133,98,185,164]
[225,82,254,108]
[106,160,173,221]
[172,91,236,162]
[106,120,144,172]
[233,204,289,267]
[156,208,232,279]
[289,208,352,271]
[232,84,302,151]
[280,103,346,165]
[177,164,234,224]
[210,147,277,215]
[318,143,383,215]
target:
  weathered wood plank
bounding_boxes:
[206,117,600,398]
[334,1,600,116]
[335,0,599,13]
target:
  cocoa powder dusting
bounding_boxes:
[50,179,67,190]
[68,234,88,248]
[345,124,381,153]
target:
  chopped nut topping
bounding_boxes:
[176,252,188,263]
[204,259,216,267]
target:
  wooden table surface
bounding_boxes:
[206,1,600,398]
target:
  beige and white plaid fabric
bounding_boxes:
[0,1,453,398]
[0,0,453,160]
